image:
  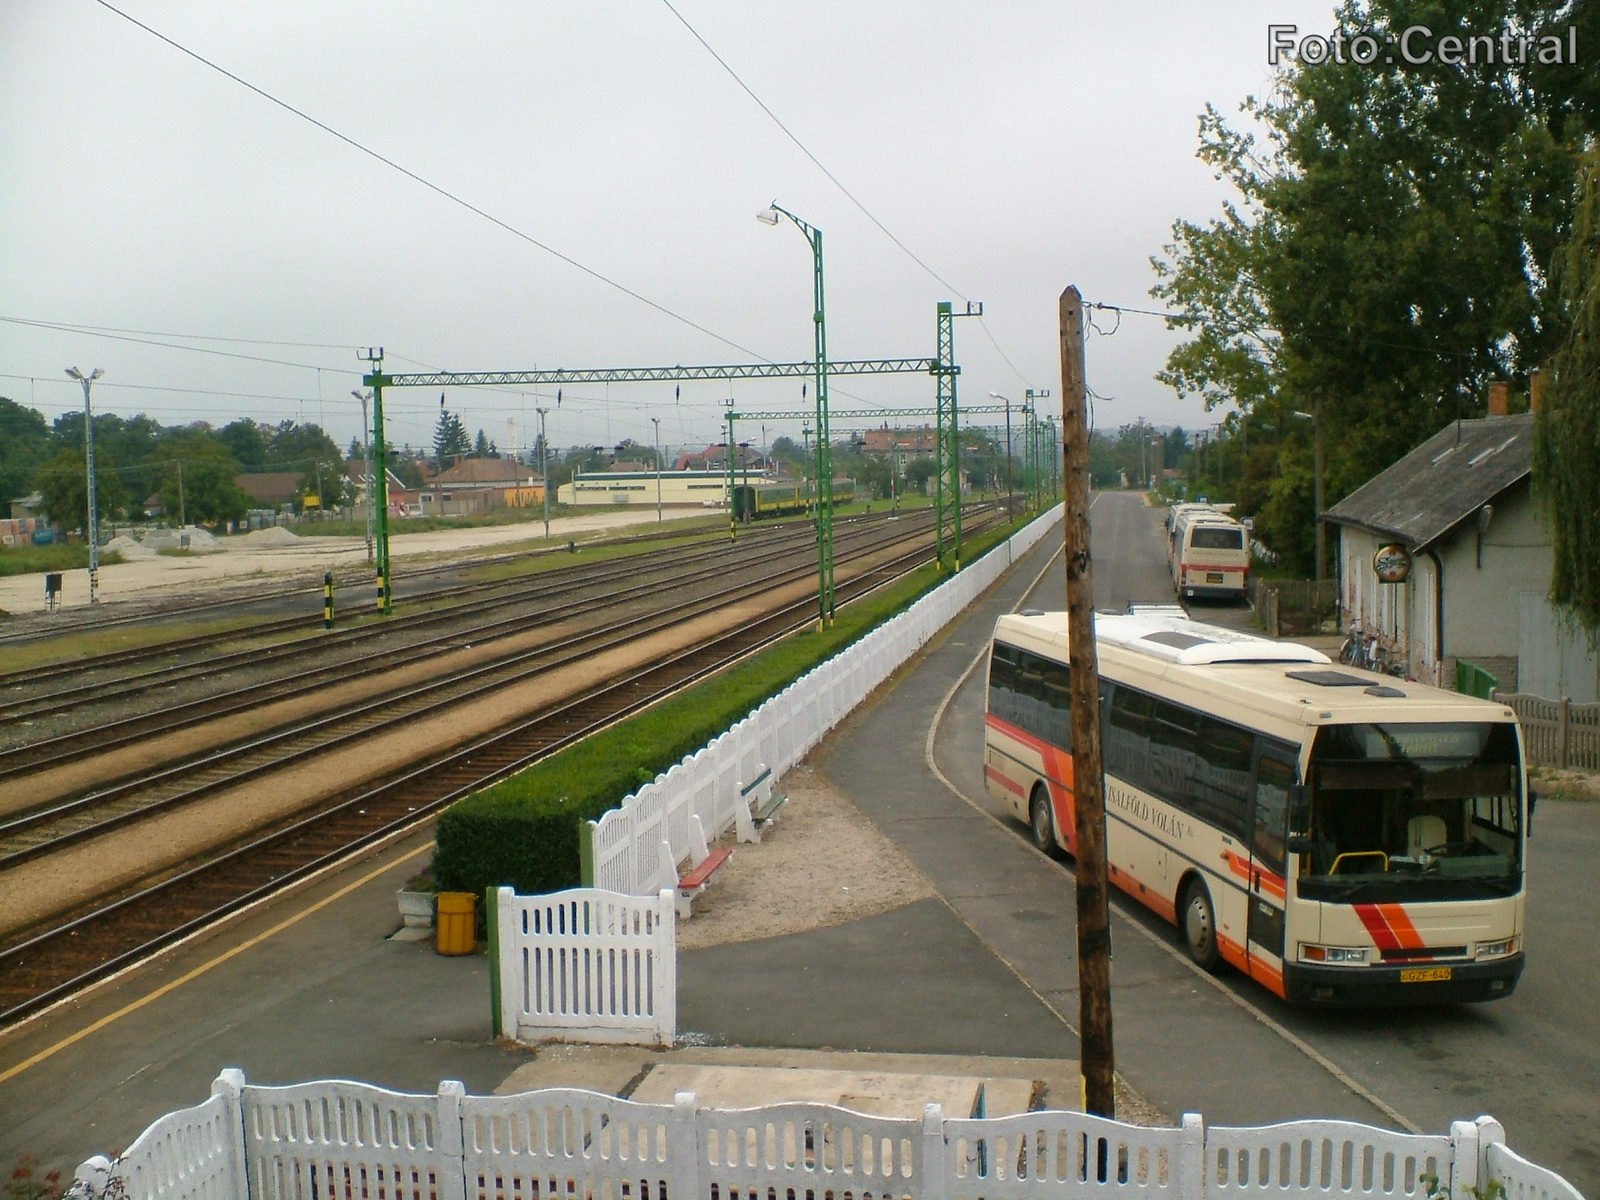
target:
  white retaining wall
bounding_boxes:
[583,504,1066,896]
[75,1075,1588,1200]
[491,886,675,1047]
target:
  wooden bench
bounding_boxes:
[670,814,733,917]
[735,765,788,843]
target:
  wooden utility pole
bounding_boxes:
[1059,285,1115,1117]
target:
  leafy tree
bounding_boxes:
[35,448,130,531]
[905,457,937,496]
[1152,0,1584,573]
[613,438,658,468]
[155,433,249,526]
[262,421,342,470]
[433,411,470,464]
[1534,145,1600,630]
[218,419,270,469]
[770,435,807,467]
[0,397,51,506]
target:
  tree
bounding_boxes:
[1534,145,1600,630]
[472,429,491,458]
[36,448,129,531]
[1152,0,1583,573]
[433,411,470,464]
[218,419,270,469]
[155,433,250,526]
[0,396,51,507]
[347,437,361,461]
[905,457,937,496]
[613,438,658,468]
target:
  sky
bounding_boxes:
[1,1,1336,460]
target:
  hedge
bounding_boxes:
[431,515,1027,898]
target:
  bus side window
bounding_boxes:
[1194,716,1254,839]
[1251,755,1295,876]
[1106,686,1154,792]
[1146,696,1200,811]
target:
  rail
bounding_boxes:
[70,1072,1587,1200]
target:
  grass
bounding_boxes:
[290,503,644,538]
[431,511,1030,896]
[0,545,124,578]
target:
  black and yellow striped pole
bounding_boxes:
[323,571,335,629]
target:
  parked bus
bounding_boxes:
[1169,511,1248,602]
[983,610,1528,1006]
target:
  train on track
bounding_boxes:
[731,478,855,522]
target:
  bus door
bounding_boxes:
[1246,744,1296,987]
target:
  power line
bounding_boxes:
[0,316,355,350]
[1,315,355,373]
[659,0,1037,389]
[89,0,767,362]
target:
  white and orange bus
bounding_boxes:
[1169,511,1249,602]
[984,610,1528,1006]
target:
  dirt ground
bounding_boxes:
[1528,764,1600,801]
[0,508,697,614]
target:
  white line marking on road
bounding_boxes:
[921,498,1425,1135]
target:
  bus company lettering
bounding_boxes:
[1106,780,1193,842]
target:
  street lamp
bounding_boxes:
[759,200,833,628]
[1292,403,1324,580]
[990,391,1014,518]
[650,416,663,523]
[66,367,104,604]
[351,389,375,564]
[535,407,552,540]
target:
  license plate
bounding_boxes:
[1400,966,1452,983]
[1206,572,1225,583]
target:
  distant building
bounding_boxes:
[1324,397,1599,701]
[419,456,543,515]
[559,469,730,508]
[674,444,764,472]
[236,472,303,509]
[860,426,935,457]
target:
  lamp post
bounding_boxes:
[1292,401,1324,580]
[651,416,663,523]
[802,424,813,516]
[359,348,392,614]
[759,201,833,628]
[536,406,551,539]
[65,367,103,604]
[1026,388,1052,512]
[989,392,1015,519]
[351,389,375,564]
[724,400,738,542]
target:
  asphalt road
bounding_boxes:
[931,490,1597,1193]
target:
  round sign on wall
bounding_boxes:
[1373,543,1412,584]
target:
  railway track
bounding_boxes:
[0,514,816,689]
[0,516,824,725]
[0,512,917,786]
[0,510,946,865]
[0,505,1005,1026]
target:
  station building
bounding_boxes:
[558,469,735,508]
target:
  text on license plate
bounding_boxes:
[1206,572,1225,583]
[1400,966,1452,983]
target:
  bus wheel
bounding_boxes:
[1029,786,1057,855]
[1181,880,1223,973]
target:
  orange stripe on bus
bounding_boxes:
[1352,903,1403,951]
[985,764,1026,796]
[1379,903,1426,950]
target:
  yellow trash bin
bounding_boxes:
[435,892,477,956]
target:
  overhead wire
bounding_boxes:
[89,0,769,363]
[658,0,1038,388]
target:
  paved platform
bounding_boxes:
[0,530,1080,1173]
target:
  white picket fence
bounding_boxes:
[73,1072,1587,1200]
[580,504,1065,900]
[490,886,675,1047]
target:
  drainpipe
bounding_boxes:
[1425,547,1445,682]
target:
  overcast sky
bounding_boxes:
[2,1,1335,459]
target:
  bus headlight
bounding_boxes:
[1299,943,1369,965]
[1476,938,1515,959]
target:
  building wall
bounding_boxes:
[559,472,729,507]
[1336,482,1599,696]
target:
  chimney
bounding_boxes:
[1488,380,1509,416]
[1529,367,1543,414]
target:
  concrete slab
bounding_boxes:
[496,1046,1072,1116]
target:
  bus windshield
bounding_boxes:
[1299,722,1522,902]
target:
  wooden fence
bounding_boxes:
[1250,578,1340,638]
[1493,691,1600,771]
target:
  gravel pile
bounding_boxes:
[142,527,224,553]
[104,535,158,560]
[240,526,302,547]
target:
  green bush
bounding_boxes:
[432,516,1026,896]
